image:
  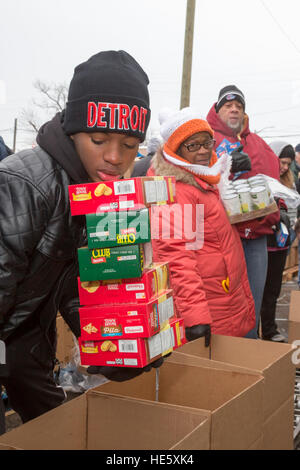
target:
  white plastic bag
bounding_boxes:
[263,175,300,209]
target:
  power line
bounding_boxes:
[260,0,300,55]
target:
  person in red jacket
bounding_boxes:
[207,85,280,339]
[148,107,255,344]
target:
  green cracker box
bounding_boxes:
[78,242,153,281]
[86,208,151,249]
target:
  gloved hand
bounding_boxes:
[185,324,211,347]
[86,357,164,382]
[230,146,252,173]
[279,209,290,230]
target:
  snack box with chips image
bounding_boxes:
[77,262,170,306]
[78,242,152,282]
[79,289,175,341]
[68,176,176,216]
[78,317,186,368]
[86,208,151,249]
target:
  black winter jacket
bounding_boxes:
[0,112,88,356]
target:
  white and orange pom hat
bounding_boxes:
[159,107,221,184]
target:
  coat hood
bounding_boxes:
[206,103,250,139]
[268,140,293,158]
[36,111,90,184]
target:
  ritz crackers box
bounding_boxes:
[77,262,170,306]
[77,242,152,281]
[86,208,151,249]
[68,176,176,216]
[79,317,187,368]
[79,289,175,341]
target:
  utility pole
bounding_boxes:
[180,0,196,109]
[13,118,17,153]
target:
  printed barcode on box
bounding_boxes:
[114,180,135,195]
[118,340,138,353]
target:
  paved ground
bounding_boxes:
[3,277,300,445]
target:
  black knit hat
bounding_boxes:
[63,50,151,142]
[215,85,245,113]
[279,145,295,160]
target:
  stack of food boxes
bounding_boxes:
[68,176,187,369]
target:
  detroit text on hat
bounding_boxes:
[87,101,148,133]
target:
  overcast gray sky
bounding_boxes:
[1,0,300,150]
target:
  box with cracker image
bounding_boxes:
[86,208,151,249]
[77,262,170,306]
[79,289,175,341]
[77,242,152,282]
[68,176,176,216]
[78,317,187,368]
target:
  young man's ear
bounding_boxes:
[70,135,74,141]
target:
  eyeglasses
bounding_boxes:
[182,139,216,153]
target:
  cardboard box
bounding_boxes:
[0,391,210,450]
[86,208,151,249]
[68,176,176,216]
[169,349,295,450]
[289,290,300,322]
[95,361,264,450]
[262,396,294,450]
[77,262,170,306]
[78,242,152,281]
[56,314,76,366]
[79,290,175,341]
[79,317,186,368]
[173,335,294,422]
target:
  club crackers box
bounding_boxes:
[77,262,170,306]
[79,289,175,341]
[69,176,176,216]
[79,317,187,368]
[85,208,151,249]
[77,242,152,281]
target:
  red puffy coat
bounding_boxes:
[148,151,255,337]
[207,104,280,239]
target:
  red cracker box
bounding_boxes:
[79,289,175,341]
[77,262,170,306]
[68,176,176,216]
[79,317,187,368]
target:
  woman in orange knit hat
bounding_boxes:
[148,107,255,344]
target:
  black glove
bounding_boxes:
[230,146,252,173]
[86,357,164,382]
[185,324,211,347]
[279,209,291,230]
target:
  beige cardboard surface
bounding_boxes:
[289,291,300,322]
[0,390,210,450]
[0,394,87,450]
[262,396,294,450]
[56,314,76,366]
[288,321,300,349]
[87,392,210,450]
[176,335,294,420]
[97,361,264,450]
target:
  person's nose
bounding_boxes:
[103,143,122,166]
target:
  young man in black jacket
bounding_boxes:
[0,50,164,432]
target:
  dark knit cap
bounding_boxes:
[216,85,245,113]
[63,50,151,141]
[279,145,295,160]
[295,143,300,153]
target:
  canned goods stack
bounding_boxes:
[222,174,273,217]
